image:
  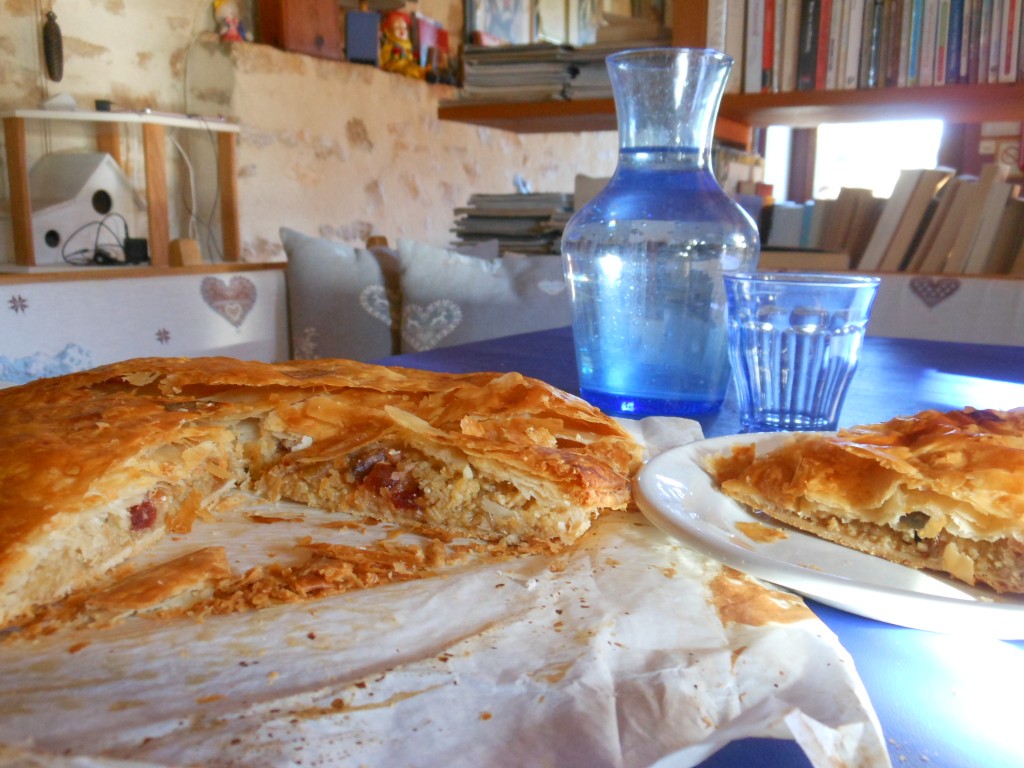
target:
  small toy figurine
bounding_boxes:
[213,0,248,42]
[379,11,423,79]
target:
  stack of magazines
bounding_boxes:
[451,192,574,255]
[452,32,670,104]
[458,43,573,103]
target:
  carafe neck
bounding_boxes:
[607,48,732,161]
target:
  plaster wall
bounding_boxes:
[0,0,618,263]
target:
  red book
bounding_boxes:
[814,0,833,88]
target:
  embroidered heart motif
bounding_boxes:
[909,276,960,308]
[360,285,393,326]
[201,276,257,328]
[537,279,566,296]
[402,300,462,351]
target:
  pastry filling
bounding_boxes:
[129,498,159,531]
[350,448,424,512]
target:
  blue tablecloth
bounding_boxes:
[381,327,1024,768]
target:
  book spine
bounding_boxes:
[773,0,786,90]
[970,0,985,79]
[987,0,1003,82]
[724,0,747,93]
[907,0,927,83]
[781,0,804,90]
[935,0,952,83]
[919,0,940,85]
[898,0,915,86]
[976,0,994,82]
[797,0,822,89]
[961,0,977,81]
[827,0,847,88]
[845,0,868,87]
[745,0,766,93]
[946,0,964,83]
[1020,1,1024,80]
[1000,0,1023,81]
[816,0,835,87]
[763,0,778,90]
[861,0,887,86]
[882,0,904,86]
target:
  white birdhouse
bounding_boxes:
[0,152,147,266]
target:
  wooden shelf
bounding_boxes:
[718,81,1024,127]
[438,80,1024,139]
[437,99,755,147]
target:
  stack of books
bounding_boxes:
[453,43,573,103]
[562,38,670,100]
[451,192,573,256]
[708,0,1024,95]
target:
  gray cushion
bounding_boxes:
[281,227,394,361]
[397,239,570,353]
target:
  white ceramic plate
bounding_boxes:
[634,433,1024,639]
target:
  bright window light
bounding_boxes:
[812,119,944,199]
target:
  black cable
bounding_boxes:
[61,212,129,266]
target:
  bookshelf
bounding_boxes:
[437,0,1024,137]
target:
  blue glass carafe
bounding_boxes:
[561,48,759,417]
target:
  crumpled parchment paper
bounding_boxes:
[0,418,889,767]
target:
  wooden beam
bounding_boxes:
[3,117,35,266]
[141,123,170,267]
[217,131,242,262]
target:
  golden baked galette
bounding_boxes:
[707,407,1024,593]
[0,357,642,628]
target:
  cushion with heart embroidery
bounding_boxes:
[396,241,570,353]
[281,228,395,360]
[402,300,463,352]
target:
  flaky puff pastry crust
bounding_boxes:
[0,357,642,628]
[708,407,1024,593]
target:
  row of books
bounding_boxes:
[763,189,886,263]
[765,165,1024,275]
[707,0,1024,95]
[856,163,1024,274]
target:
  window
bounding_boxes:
[762,119,945,202]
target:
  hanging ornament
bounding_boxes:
[43,10,64,82]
